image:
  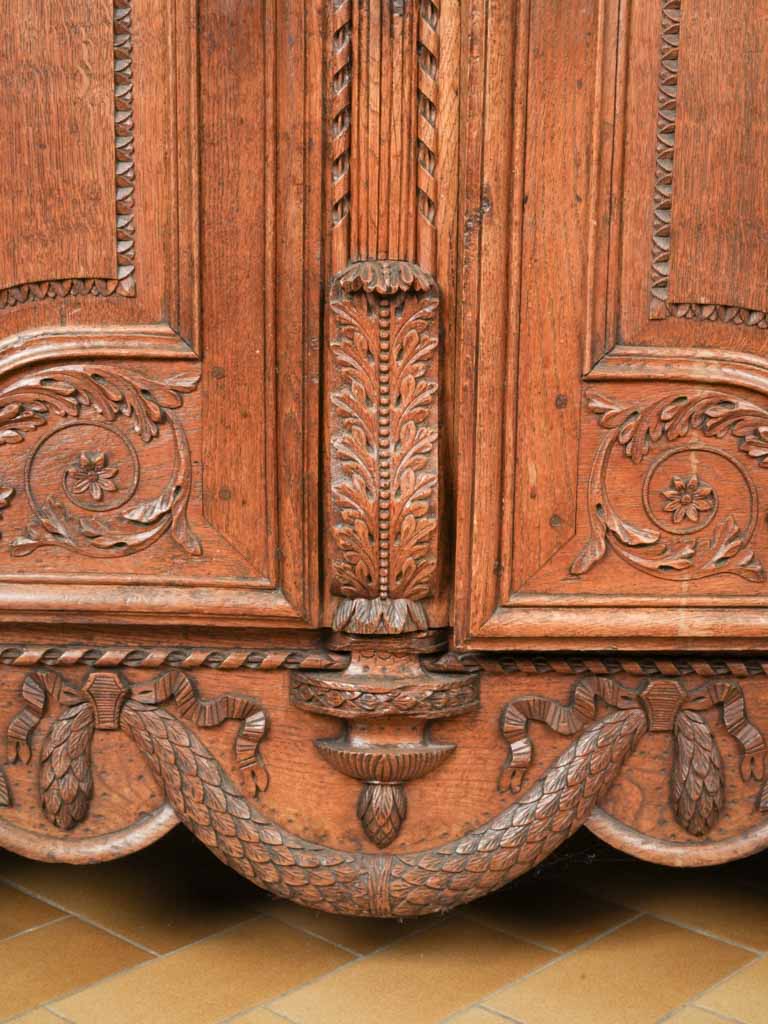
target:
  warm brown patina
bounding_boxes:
[1,0,768,916]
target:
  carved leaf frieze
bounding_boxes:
[650,0,768,328]
[330,262,439,634]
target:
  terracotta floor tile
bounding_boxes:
[485,915,753,1024]
[465,879,634,951]
[697,955,768,1023]
[571,861,768,949]
[0,882,62,940]
[270,918,553,1024]
[0,830,264,953]
[665,1008,744,1023]
[0,916,149,1020]
[51,915,352,1024]
[264,899,437,954]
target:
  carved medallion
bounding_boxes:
[572,391,768,581]
[0,364,200,558]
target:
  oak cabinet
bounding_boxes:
[1,0,768,917]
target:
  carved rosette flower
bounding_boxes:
[662,475,714,525]
[66,451,119,503]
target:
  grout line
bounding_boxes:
[472,912,645,1012]
[688,949,768,1013]
[220,915,448,1023]
[0,914,70,947]
[641,912,765,956]
[42,1006,76,1024]
[441,1001,526,1023]
[0,877,161,956]
[224,1005,301,1024]
[455,908,562,955]
[2,998,76,1024]
[683,1006,752,1024]
[259,905,367,958]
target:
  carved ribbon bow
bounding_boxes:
[499,675,768,838]
[3,669,268,831]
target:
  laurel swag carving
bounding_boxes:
[7,662,767,914]
[572,390,768,580]
[5,669,269,829]
[499,675,768,838]
[0,365,200,558]
[330,262,439,634]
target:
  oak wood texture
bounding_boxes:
[2,0,768,916]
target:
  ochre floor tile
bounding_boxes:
[264,899,436,954]
[697,955,768,1023]
[665,1008,744,1023]
[445,1008,513,1023]
[0,882,62,940]
[465,879,634,952]
[572,860,768,950]
[485,915,753,1024]
[0,830,264,953]
[270,918,553,1024]
[5,1011,66,1024]
[230,1010,297,1024]
[0,916,149,1020]
[51,915,353,1024]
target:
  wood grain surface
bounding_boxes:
[1,0,767,913]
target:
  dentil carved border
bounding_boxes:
[649,0,768,328]
[0,1,136,310]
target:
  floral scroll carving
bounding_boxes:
[571,390,768,581]
[0,364,200,558]
[330,262,439,634]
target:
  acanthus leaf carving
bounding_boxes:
[330,262,439,634]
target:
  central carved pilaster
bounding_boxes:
[327,0,441,635]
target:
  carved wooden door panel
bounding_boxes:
[2,0,768,919]
[0,0,319,627]
[454,0,768,652]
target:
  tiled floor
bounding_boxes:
[1,829,767,1024]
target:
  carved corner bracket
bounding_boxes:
[290,646,479,847]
